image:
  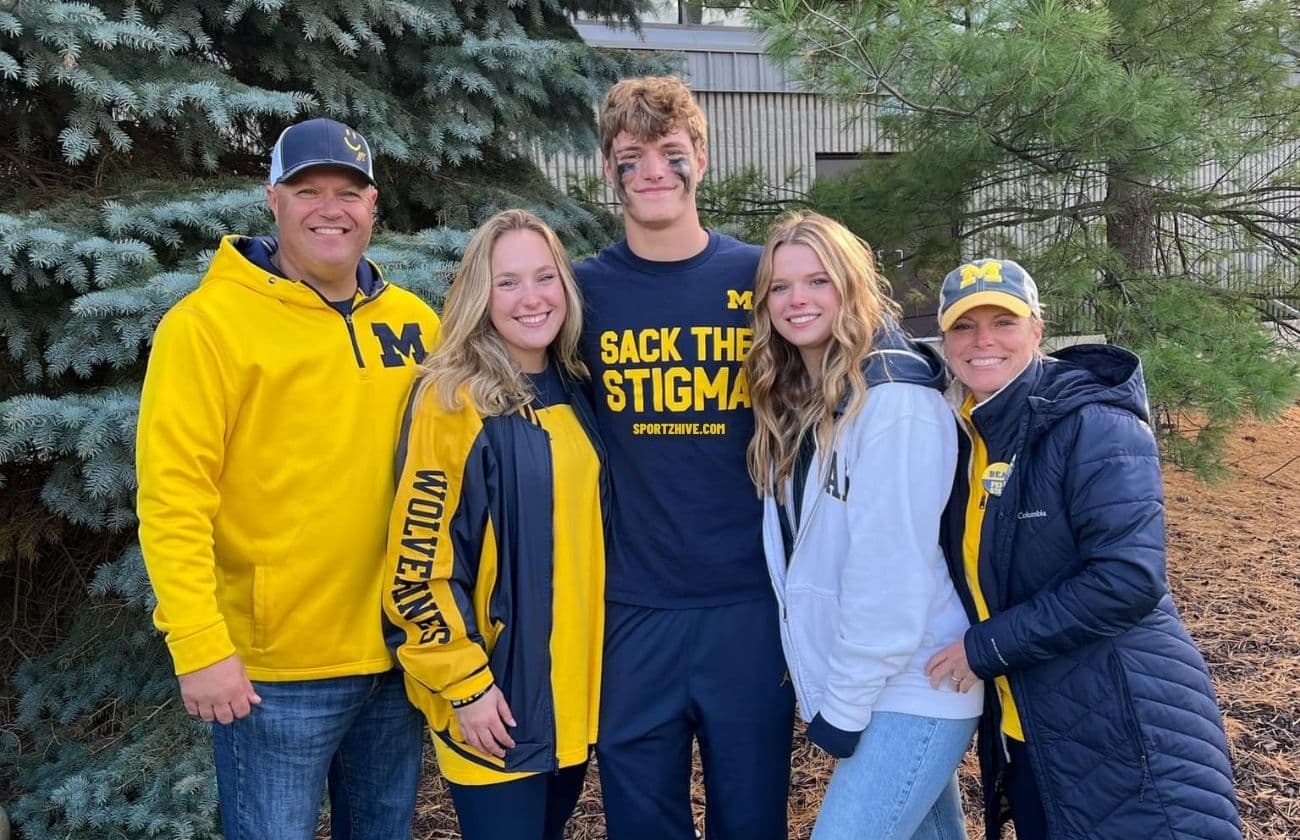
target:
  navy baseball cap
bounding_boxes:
[268,118,376,186]
[938,258,1041,331]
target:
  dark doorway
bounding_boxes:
[814,153,946,337]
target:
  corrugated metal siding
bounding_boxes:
[955,144,1299,301]
[538,116,1296,301]
[571,21,797,92]
[535,92,882,203]
[685,51,794,92]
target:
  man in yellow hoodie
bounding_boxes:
[136,118,440,839]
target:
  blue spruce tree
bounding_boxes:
[0,2,660,835]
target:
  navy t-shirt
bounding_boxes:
[575,232,769,607]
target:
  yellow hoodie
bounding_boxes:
[137,235,440,681]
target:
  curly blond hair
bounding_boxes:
[598,75,707,158]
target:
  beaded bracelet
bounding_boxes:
[449,685,493,709]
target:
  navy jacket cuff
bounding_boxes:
[806,713,862,758]
[966,623,1006,679]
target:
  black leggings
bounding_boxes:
[1006,738,1050,839]
[447,762,588,840]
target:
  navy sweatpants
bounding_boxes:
[597,597,795,840]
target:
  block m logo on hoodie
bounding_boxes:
[373,322,428,367]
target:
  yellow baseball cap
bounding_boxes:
[938,258,1041,331]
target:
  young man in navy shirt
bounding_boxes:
[576,75,794,840]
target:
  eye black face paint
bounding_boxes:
[611,152,697,204]
[668,156,694,194]
[614,161,636,202]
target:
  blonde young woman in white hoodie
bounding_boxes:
[746,212,982,840]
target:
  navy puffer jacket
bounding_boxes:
[940,345,1241,839]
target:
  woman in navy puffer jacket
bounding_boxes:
[924,259,1241,839]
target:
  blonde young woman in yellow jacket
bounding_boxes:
[382,209,607,840]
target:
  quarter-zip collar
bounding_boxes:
[210,234,388,309]
[204,235,395,370]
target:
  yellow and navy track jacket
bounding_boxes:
[137,235,441,681]
[382,366,608,785]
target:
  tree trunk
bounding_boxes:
[1105,164,1157,276]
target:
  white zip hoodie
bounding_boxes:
[761,381,983,734]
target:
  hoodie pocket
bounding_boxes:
[783,585,840,710]
[250,564,268,652]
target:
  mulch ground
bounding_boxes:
[409,407,1300,838]
[1165,408,1300,839]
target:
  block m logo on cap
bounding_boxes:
[960,261,1004,288]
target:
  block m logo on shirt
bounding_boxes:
[372,322,428,367]
[725,289,753,311]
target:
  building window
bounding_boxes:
[814,152,879,181]
[815,152,947,337]
[637,0,750,26]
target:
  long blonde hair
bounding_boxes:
[418,209,587,416]
[745,211,899,499]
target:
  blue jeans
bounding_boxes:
[812,712,978,840]
[211,669,424,840]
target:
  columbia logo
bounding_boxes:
[1016,509,1047,519]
